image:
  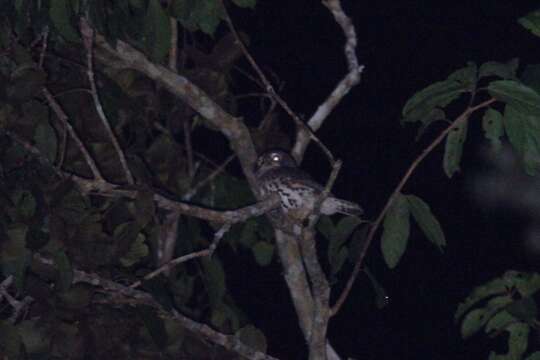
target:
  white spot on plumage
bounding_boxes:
[255,150,363,222]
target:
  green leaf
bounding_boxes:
[145,0,172,62]
[132,191,155,228]
[0,321,23,359]
[460,295,511,338]
[251,241,274,266]
[518,10,540,37]
[461,308,488,339]
[2,225,31,290]
[521,64,540,93]
[193,0,222,35]
[526,352,540,360]
[333,216,364,244]
[447,61,477,90]
[11,190,36,219]
[231,0,256,8]
[329,247,348,276]
[57,283,94,309]
[54,250,73,291]
[138,305,168,348]
[455,271,540,321]
[171,275,195,304]
[119,233,148,267]
[402,80,467,123]
[488,80,540,115]
[506,297,538,322]
[485,310,516,334]
[479,59,519,80]
[236,325,267,352]
[327,216,362,275]
[34,120,58,163]
[482,108,504,150]
[489,323,529,360]
[381,193,410,269]
[202,257,226,307]
[365,266,390,309]
[406,195,446,250]
[316,215,334,241]
[129,0,145,8]
[503,104,540,175]
[49,0,80,42]
[238,219,258,248]
[443,120,468,178]
[210,303,240,330]
[17,319,50,355]
[7,67,47,102]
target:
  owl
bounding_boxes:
[255,149,363,225]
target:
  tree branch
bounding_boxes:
[42,87,104,181]
[92,32,259,190]
[331,98,497,316]
[292,0,364,161]
[28,254,279,360]
[80,18,135,185]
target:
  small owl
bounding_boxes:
[255,149,363,224]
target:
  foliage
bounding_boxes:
[0,0,539,359]
[0,0,274,358]
[455,271,540,360]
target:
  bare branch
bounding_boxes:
[69,174,279,223]
[32,254,278,360]
[292,0,364,161]
[130,223,231,289]
[92,32,259,190]
[182,154,236,201]
[42,87,104,181]
[0,276,34,323]
[80,18,134,185]
[331,98,497,316]
[221,1,335,165]
[168,17,178,71]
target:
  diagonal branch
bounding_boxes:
[292,0,364,161]
[221,0,336,165]
[42,87,104,181]
[92,32,259,191]
[32,254,278,360]
[80,18,134,185]
[331,97,497,316]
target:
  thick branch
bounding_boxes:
[28,255,277,360]
[92,33,259,190]
[292,0,364,161]
[70,174,279,224]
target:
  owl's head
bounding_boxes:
[255,149,297,175]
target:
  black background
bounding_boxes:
[225,2,540,359]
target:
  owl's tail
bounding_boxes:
[321,197,364,216]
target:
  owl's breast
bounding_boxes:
[257,168,319,221]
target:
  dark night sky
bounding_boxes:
[225,2,540,359]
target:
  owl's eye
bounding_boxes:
[271,153,281,162]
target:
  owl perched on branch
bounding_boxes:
[255,149,363,226]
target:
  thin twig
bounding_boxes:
[184,119,195,179]
[42,87,104,181]
[130,223,230,288]
[80,18,134,184]
[38,26,49,69]
[221,1,336,164]
[182,154,235,201]
[168,17,178,71]
[330,98,497,316]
